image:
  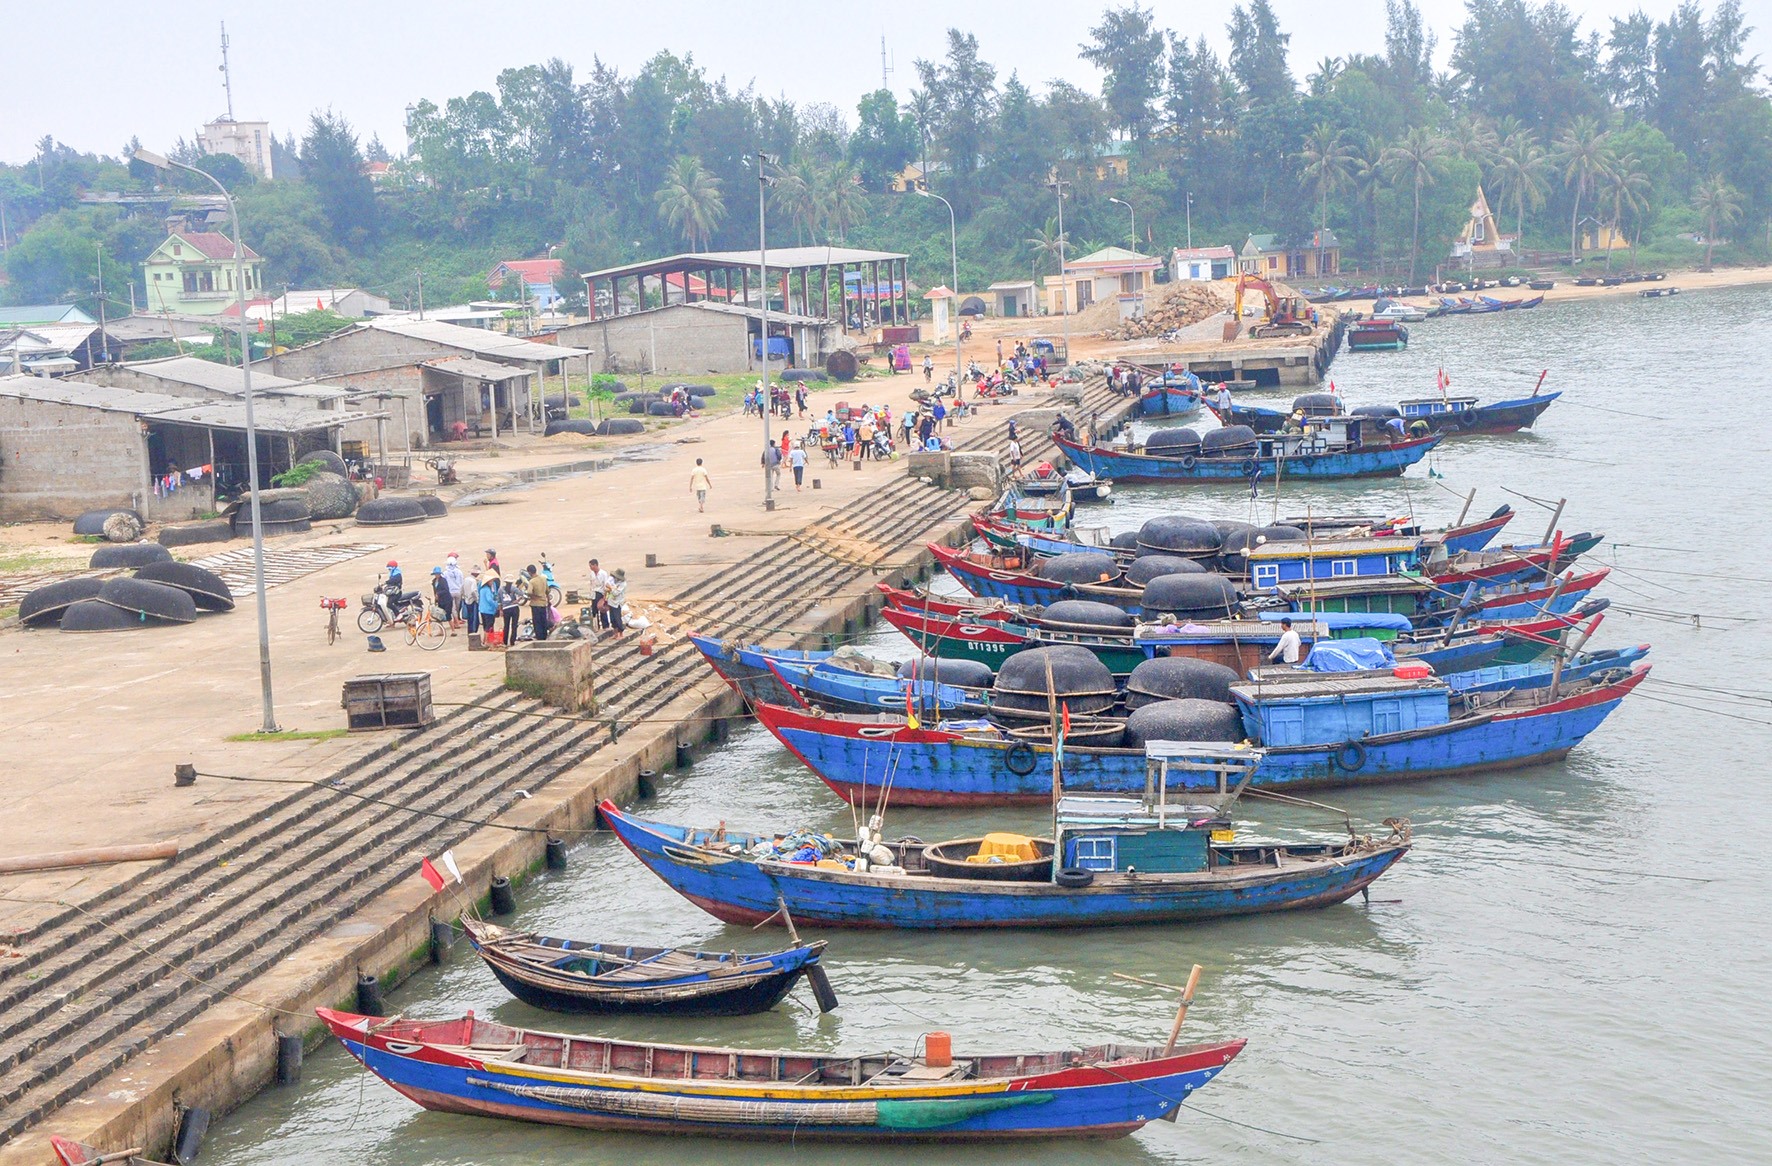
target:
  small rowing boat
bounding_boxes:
[462,918,834,1016]
[50,1139,172,1166]
[320,1005,1246,1140]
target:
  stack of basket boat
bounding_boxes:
[982,646,1247,749]
[18,556,235,633]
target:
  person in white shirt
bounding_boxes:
[1270,617,1303,664]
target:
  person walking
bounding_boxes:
[795,385,808,418]
[526,564,551,641]
[789,443,806,490]
[763,442,783,489]
[689,458,712,512]
[498,575,521,646]
[1007,436,1024,476]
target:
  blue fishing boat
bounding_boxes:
[600,746,1409,929]
[1137,371,1206,419]
[1054,430,1439,483]
[1213,391,1560,437]
[691,633,984,715]
[461,918,832,1016]
[319,1006,1246,1141]
[750,663,1649,806]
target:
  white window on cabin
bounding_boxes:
[1253,564,1280,589]
[1332,559,1357,577]
[1072,836,1116,871]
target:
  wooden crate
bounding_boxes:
[342,672,435,731]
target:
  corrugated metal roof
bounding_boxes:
[0,375,373,433]
[1245,537,1421,559]
[0,304,94,326]
[362,317,591,362]
[0,376,197,413]
[421,357,530,381]
[114,356,344,400]
[582,245,907,282]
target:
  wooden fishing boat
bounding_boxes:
[461,918,833,1016]
[1211,391,1557,437]
[600,745,1410,928]
[748,661,1649,806]
[50,1139,171,1166]
[319,1005,1246,1140]
[1055,430,1439,484]
[1347,320,1408,350]
[1137,374,1205,418]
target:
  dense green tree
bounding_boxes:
[914,30,998,212]
[1551,116,1613,259]
[1227,0,1296,107]
[1079,4,1166,141]
[1450,0,1606,134]
[1691,173,1742,267]
[301,111,378,247]
[1492,127,1551,241]
[850,90,917,189]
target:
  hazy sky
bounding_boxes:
[5,0,1768,165]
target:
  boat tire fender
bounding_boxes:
[1005,742,1039,776]
[1181,454,1197,470]
[1056,868,1094,889]
[1456,411,1479,430]
[1333,740,1368,772]
[1239,459,1257,476]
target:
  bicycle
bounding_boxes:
[321,596,348,645]
[404,601,448,651]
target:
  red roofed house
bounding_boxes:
[142,232,267,317]
[487,258,568,311]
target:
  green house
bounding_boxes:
[142,232,267,316]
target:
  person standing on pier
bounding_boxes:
[790,443,806,490]
[499,576,522,646]
[526,565,551,641]
[443,554,466,629]
[464,568,483,636]
[689,459,712,512]
[478,570,501,641]
[1215,382,1232,419]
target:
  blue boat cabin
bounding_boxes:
[1245,536,1422,591]
[1399,396,1478,418]
[1231,673,1450,745]
[1055,745,1256,873]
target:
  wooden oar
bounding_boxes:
[87,1150,146,1166]
[1113,965,1205,1055]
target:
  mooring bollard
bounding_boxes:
[545,837,568,870]
[644,553,659,568]
[276,1032,304,1085]
[489,876,516,916]
[636,769,657,799]
[429,918,454,964]
[812,478,822,489]
[675,741,693,769]
[356,972,385,1016]
[174,763,196,787]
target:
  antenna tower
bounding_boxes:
[220,22,235,120]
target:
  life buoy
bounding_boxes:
[1181,454,1198,470]
[1333,740,1368,772]
[1005,741,1039,776]
[1055,867,1095,889]
[1239,459,1258,476]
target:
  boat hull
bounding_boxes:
[320,1009,1245,1140]
[601,806,1406,930]
[753,668,1647,806]
[1055,434,1439,483]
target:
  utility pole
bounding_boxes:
[1186,191,1194,250]
[757,151,778,510]
[416,270,424,320]
[1050,178,1071,363]
[95,243,110,363]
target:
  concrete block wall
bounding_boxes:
[0,400,146,521]
[558,308,749,376]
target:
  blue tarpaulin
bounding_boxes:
[1303,638,1398,672]
[1260,610,1414,632]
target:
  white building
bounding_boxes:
[198,118,274,179]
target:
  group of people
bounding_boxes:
[391,549,628,647]
[1106,364,1146,397]
[744,383,807,421]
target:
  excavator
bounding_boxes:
[1231,274,1314,339]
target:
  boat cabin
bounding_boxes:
[1245,536,1422,590]
[1271,575,1435,616]
[1400,396,1478,418]
[1231,672,1449,745]
[1055,744,1256,874]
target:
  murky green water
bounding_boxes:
[204,287,1772,1163]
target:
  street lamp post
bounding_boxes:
[757,151,777,509]
[1049,179,1071,366]
[1186,192,1194,250]
[1109,197,1135,250]
[915,188,961,390]
[134,148,277,732]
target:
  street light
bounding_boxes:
[914,188,961,392]
[1186,191,1194,250]
[1048,179,1071,365]
[756,151,778,509]
[134,148,277,732]
[1109,197,1135,251]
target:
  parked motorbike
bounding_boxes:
[425,456,458,486]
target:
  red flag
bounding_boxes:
[419,856,446,892]
[1061,702,1071,737]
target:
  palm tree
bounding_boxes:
[654,155,725,251]
[1381,127,1447,284]
[1445,117,1500,171]
[1601,153,1652,272]
[1307,57,1343,97]
[1691,175,1743,271]
[1297,124,1354,275]
[769,161,818,245]
[819,164,868,243]
[1551,117,1612,263]
[1026,218,1068,278]
[1492,129,1549,245]
[1350,134,1386,267]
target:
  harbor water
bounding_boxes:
[203,286,1772,1164]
